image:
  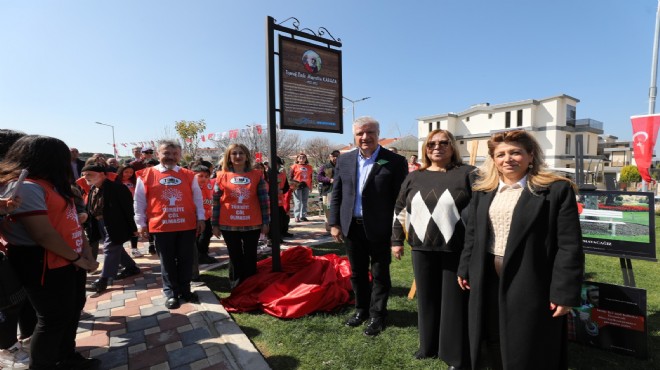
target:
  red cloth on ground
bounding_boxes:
[221,246,353,319]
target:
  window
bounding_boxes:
[517,110,523,127]
[428,122,432,132]
[505,111,511,128]
[436,122,440,130]
[566,105,576,126]
[565,134,571,154]
[488,114,493,119]
[466,116,470,122]
[460,140,464,144]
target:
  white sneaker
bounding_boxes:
[0,341,29,369]
[131,249,143,257]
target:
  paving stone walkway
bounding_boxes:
[77,214,331,370]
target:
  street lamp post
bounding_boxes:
[95,121,117,159]
[343,96,371,122]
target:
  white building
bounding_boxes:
[416,94,604,170]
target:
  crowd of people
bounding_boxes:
[0,119,585,369]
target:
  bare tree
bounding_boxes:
[302,137,333,168]
[212,126,302,163]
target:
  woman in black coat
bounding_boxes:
[457,130,584,370]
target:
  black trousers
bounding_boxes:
[0,299,36,349]
[195,219,213,255]
[7,246,86,370]
[153,229,196,298]
[412,250,470,368]
[345,220,391,318]
[222,229,260,287]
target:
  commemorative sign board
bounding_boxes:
[279,36,343,133]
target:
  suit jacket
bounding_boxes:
[457,180,584,370]
[329,147,408,242]
[86,179,137,244]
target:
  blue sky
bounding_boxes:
[1,0,658,155]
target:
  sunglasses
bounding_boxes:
[426,140,451,149]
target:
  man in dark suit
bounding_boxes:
[329,116,408,336]
[70,147,85,182]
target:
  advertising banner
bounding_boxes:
[568,282,647,359]
[577,190,656,261]
[279,36,343,133]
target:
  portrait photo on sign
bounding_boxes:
[302,50,322,73]
[577,190,656,261]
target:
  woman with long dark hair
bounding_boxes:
[0,135,100,369]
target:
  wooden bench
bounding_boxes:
[580,209,624,236]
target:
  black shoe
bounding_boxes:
[283,232,294,237]
[300,217,310,222]
[115,266,140,280]
[165,297,180,309]
[148,245,157,254]
[89,278,108,293]
[363,317,385,336]
[181,292,199,304]
[57,351,101,370]
[344,312,369,327]
[198,254,217,265]
[414,350,438,360]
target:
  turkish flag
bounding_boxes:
[256,124,263,135]
[255,152,263,162]
[631,114,660,182]
[229,129,238,139]
[201,134,206,142]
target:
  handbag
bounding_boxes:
[0,251,26,310]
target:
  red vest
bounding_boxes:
[33,180,84,269]
[290,164,313,188]
[139,168,197,232]
[408,162,421,172]
[200,181,213,220]
[216,170,263,227]
[278,171,287,206]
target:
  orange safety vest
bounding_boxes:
[216,170,263,227]
[408,162,421,172]
[277,170,286,207]
[139,167,197,232]
[200,181,213,220]
[290,164,313,188]
[32,179,85,270]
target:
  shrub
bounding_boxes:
[620,165,642,183]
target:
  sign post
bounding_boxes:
[266,16,342,271]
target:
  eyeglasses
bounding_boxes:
[426,140,451,149]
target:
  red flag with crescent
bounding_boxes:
[631,114,660,182]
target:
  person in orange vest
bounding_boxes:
[0,136,100,370]
[212,144,270,289]
[408,154,421,172]
[134,140,205,310]
[289,153,313,222]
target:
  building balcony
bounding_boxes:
[575,118,603,130]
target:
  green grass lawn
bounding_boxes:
[203,223,660,370]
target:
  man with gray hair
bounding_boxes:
[134,140,205,309]
[329,116,408,336]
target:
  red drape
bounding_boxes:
[221,246,354,319]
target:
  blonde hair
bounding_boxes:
[419,129,463,171]
[221,144,252,172]
[473,130,576,192]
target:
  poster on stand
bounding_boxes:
[577,190,656,261]
[568,282,647,359]
[279,36,342,133]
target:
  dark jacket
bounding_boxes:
[457,180,584,370]
[329,147,408,242]
[317,162,336,196]
[86,179,137,244]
